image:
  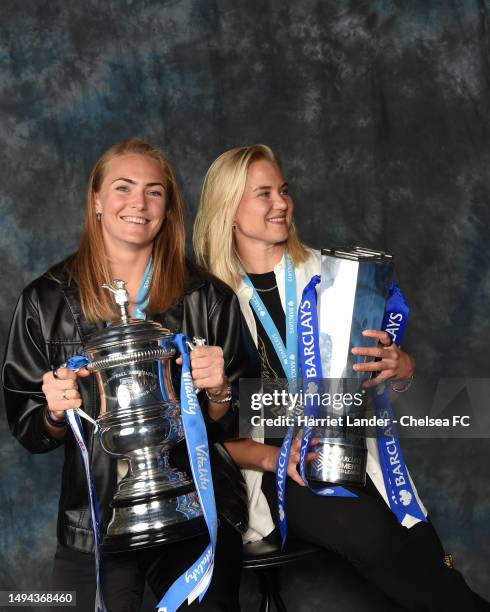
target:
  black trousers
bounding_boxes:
[262,472,489,611]
[50,519,242,612]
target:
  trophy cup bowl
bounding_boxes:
[84,280,206,552]
[305,247,393,488]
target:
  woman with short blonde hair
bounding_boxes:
[194,144,487,610]
[193,144,308,291]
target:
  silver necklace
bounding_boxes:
[255,284,278,293]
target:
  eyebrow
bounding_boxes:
[253,182,288,192]
[111,177,165,188]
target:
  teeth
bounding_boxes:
[267,217,286,222]
[121,216,148,225]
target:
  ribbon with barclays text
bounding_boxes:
[276,275,357,547]
[374,282,427,524]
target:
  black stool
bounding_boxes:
[242,538,322,612]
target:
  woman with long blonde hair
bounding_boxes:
[3,139,257,611]
[194,144,488,610]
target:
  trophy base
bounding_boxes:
[102,514,207,553]
[102,488,207,553]
[306,441,367,487]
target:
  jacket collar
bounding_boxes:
[48,257,207,340]
[62,282,105,344]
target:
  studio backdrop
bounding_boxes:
[0,1,489,609]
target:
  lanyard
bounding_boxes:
[243,252,298,388]
[133,256,153,320]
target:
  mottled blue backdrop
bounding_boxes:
[1,1,489,610]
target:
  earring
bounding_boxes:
[96,212,102,222]
[232,223,236,230]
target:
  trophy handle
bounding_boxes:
[57,355,99,431]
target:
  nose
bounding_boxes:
[272,193,288,210]
[131,189,148,210]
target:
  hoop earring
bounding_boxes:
[96,212,102,222]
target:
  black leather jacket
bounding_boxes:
[2,258,259,553]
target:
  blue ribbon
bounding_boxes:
[374,282,427,524]
[289,278,357,541]
[64,356,106,612]
[128,265,218,607]
[134,264,218,607]
[156,334,218,611]
[296,276,357,497]
[275,275,357,547]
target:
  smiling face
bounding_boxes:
[94,153,167,255]
[233,158,293,253]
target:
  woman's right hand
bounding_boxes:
[264,435,319,487]
[285,435,320,487]
[41,367,91,422]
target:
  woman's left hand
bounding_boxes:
[351,330,415,389]
[176,345,229,397]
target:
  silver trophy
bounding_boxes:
[305,247,393,487]
[83,280,206,551]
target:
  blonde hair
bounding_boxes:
[67,138,186,321]
[193,144,309,290]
